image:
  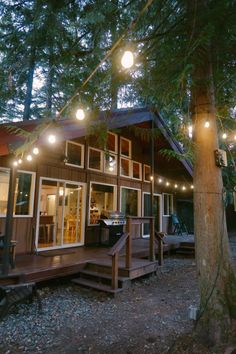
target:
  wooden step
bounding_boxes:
[79,269,130,287]
[72,277,123,294]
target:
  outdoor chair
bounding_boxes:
[171,214,188,236]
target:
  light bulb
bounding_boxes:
[158,178,162,183]
[76,108,85,121]
[150,175,153,181]
[182,186,186,191]
[59,188,64,196]
[13,161,18,166]
[26,154,32,161]
[222,133,227,139]
[166,182,170,186]
[174,184,178,188]
[121,51,134,69]
[18,159,22,164]
[188,125,193,138]
[204,121,210,128]
[33,147,39,155]
[48,134,56,144]
[191,185,194,189]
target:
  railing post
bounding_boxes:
[149,217,155,261]
[126,218,132,268]
[158,237,163,265]
[111,253,119,290]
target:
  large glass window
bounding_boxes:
[163,193,173,216]
[121,187,140,216]
[120,157,131,177]
[143,165,151,182]
[143,193,161,236]
[132,161,141,180]
[120,137,131,158]
[107,132,118,153]
[65,141,84,168]
[0,169,9,215]
[0,168,35,216]
[104,153,117,175]
[89,183,116,224]
[37,178,85,249]
[88,148,103,171]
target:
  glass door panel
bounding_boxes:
[64,184,80,244]
[143,194,161,236]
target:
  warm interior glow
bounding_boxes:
[76,108,85,121]
[121,51,134,69]
[48,134,56,144]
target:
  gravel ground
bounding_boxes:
[0,235,236,354]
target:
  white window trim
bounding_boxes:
[120,137,132,158]
[143,164,151,183]
[132,161,142,181]
[35,176,86,251]
[88,147,103,172]
[142,192,162,237]
[104,152,117,175]
[0,167,36,218]
[88,181,117,226]
[65,140,84,168]
[120,157,132,178]
[162,193,174,216]
[107,132,118,154]
[120,186,141,217]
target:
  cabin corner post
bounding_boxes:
[2,166,16,275]
[126,217,132,268]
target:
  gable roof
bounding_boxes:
[0,107,193,176]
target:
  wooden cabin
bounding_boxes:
[0,108,193,257]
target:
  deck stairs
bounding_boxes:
[175,241,195,256]
[72,258,158,294]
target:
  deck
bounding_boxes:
[0,235,194,287]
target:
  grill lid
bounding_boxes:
[100,210,125,220]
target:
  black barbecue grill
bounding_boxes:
[98,211,126,246]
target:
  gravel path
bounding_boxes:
[0,236,236,354]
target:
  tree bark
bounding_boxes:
[192,51,236,344]
[23,46,36,120]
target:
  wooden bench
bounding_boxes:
[0,234,17,269]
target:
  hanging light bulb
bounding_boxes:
[33,147,39,155]
[76,108,85,121]
[166,181,170,186]
[174,184,178,188]
[188,125,193,138]
[150,175,154,181]
[121,50,134,69]
[191,185,194,189]
[18,158,22,164]
[158,178,163,183]
[222,133,227,139]
[234,135,236,141]
[13,160,18,166]
[182,186,186,191]
[48,134,56,144]
[204,121,210,128]
[26,154,32,161]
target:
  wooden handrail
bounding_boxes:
[107,232,131,291]
[107,232,129,256]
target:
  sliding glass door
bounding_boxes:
[143,193,162,237]
[36,178,85,250]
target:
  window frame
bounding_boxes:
[120,157,132,178]
[107,132,118,154]
[120,137,131,158]
[162,193,174,216]
[88,147,103,172]
[132,161,142,180]
[143,164,151,182]
[0,167,36,218]
[88,181,117,226]
[65,140,84,168]
[104,153,118,175]
[120,186,141,217]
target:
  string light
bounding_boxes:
[48,134,56,144]
[121,50,134,69]
[75,108,85,121]
[26,154,32,161]
[191,185,194,189]
[18,159,22,164]
[13,161,18,166]
[33,147,39,155]
[150,175,154,181]
[204,121,210,128]
[174,184,178,188]
[158,178,163,183]
[166,181,170,186]
[182,186,186,191]
[222,133,227,139]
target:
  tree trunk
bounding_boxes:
[23,46,36,120]
[46,45,54,117]
[192,52,236,344]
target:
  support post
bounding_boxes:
[2,166,17,275]
[111,253,118,290]
[149,216,155,261]
[126,217,132,268]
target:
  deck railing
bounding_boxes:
[107,232,130,290]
